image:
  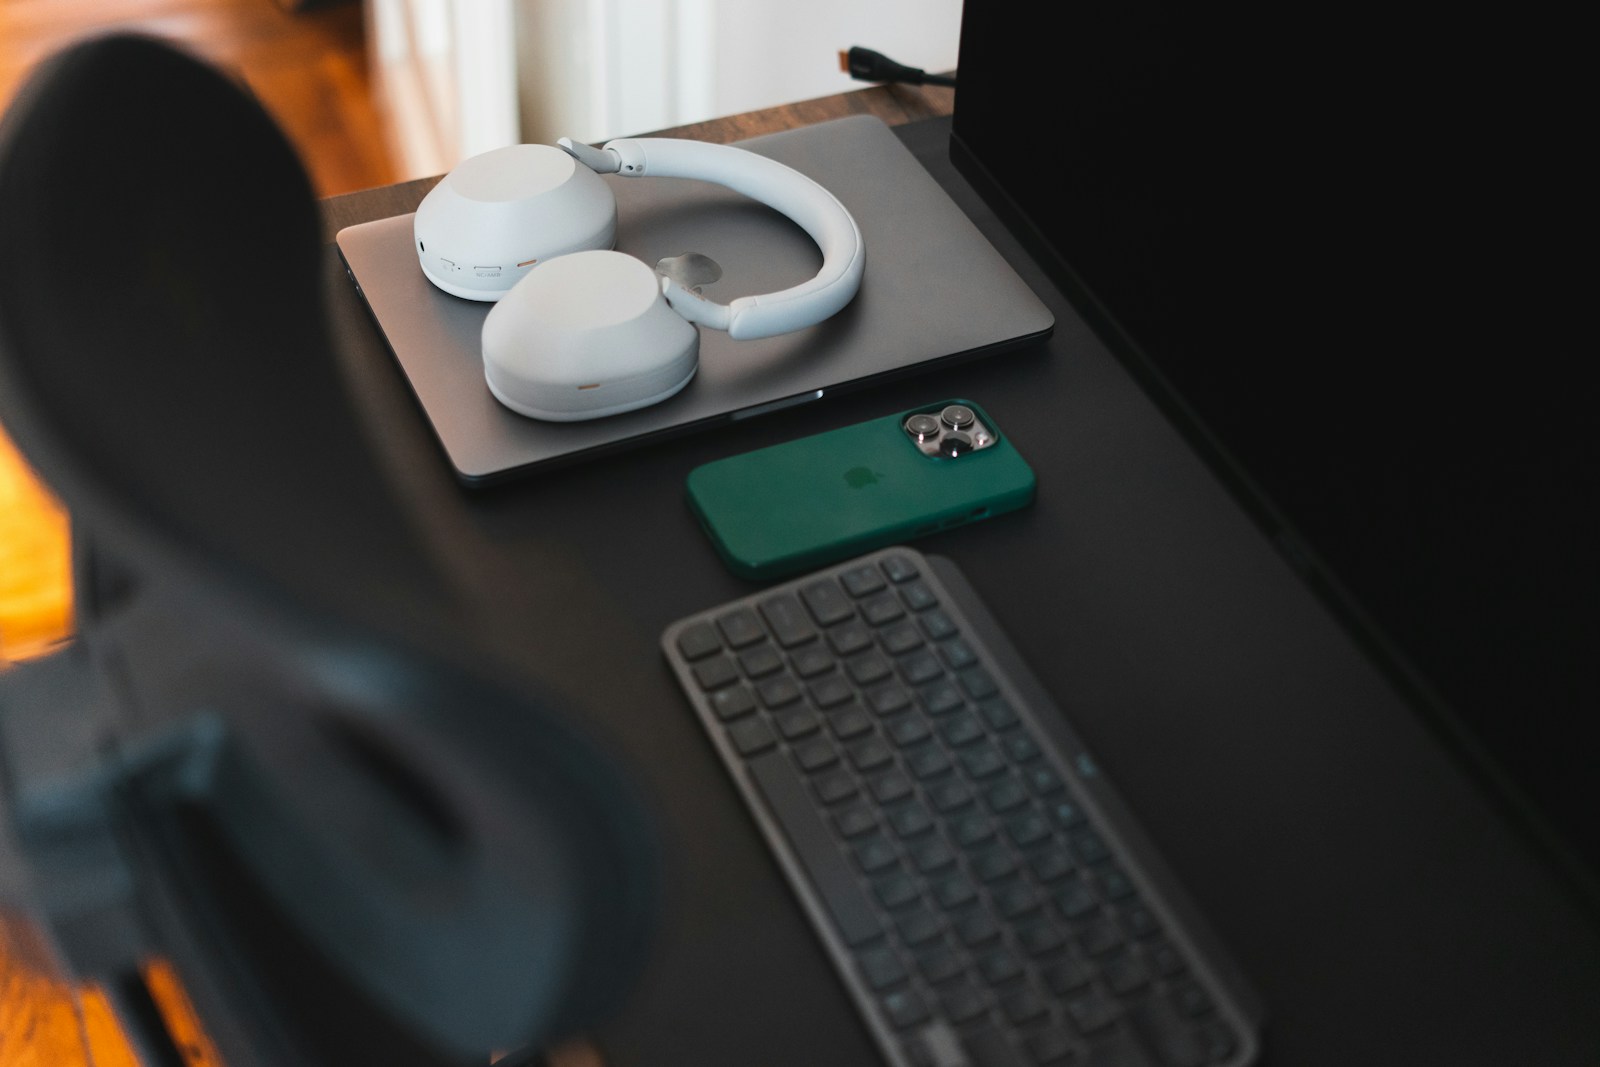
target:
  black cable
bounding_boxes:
[838,46,957,88]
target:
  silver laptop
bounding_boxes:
[335,115,1053,486]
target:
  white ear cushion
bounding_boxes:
[482,250,699,421]
[414,144,617,301]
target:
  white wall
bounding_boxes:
[517,0,963,146]
[368,0,961,178]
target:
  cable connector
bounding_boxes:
[838,46,956,88]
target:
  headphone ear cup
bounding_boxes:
[414,144,617,301]
[482,250,700,422]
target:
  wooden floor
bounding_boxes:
[1,3,397,1064]
[0,0,398,669]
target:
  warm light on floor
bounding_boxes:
[0,423,74,667]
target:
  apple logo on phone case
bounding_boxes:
[844,466,883,488]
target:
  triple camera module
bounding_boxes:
[903,404,996,458]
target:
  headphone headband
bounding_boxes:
[559,136,864,340]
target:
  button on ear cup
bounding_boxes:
[482,250,701,421]
[414,144,617,301]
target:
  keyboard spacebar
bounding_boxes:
[747,750,882,947]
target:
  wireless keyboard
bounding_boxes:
[662,547,1261,1067]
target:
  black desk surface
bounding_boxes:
[318,118,1600,1066]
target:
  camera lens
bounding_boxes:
[941,431,974,457]
[941,404,976,430]
[905,413,941,441]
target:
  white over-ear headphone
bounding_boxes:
[413,136,865,422]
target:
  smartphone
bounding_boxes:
[687,399,1035,580]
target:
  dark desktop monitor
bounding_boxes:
[948,3,1596,894]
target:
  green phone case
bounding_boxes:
[687,399,1036,580]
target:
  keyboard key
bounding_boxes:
[952,906,999,945]
[1097,866,1137,901]
[1030,847,1076,883]
[881,987,930,1029]
[929,780,974,812]
[873,872,922,910]
[920,680,965,715]
[859,945,907,990]
[756,675,802,709]
[861,591,905,626]
[985,775,1030,812]
[716,607,766,648]
[808,673,855,708]
[980,698,1020,731]
[833,806,877,838]
[849,737,895,772]
[899,649,945,685]
[708,684,756,722]
[727,718,776,755]
[940,638,979,671]
[841,563,887,597]
[897,907,946,946]
[993,881,1042,920]
[854,836,899,874]
[1016,919,1066,957]
[1057,877,1098,919]
[906,742,953,780]
[915,942,966,985]
[934,875,980,911]
[813,769,858,805]
[1066,990,1119,1034]
[867,683,914,716]
[880,554,920,583]
[847,650,895,686]
[692,655,739,690]
[1071,830,1113,865]
[869,769,915,804]
[1000,986,1049,1025]
[829,706,874,740]
[962,743,1009,780]
[774,707,821,740]
[793,737,838,772]
[1000,730,1039,761]
[971,847,1018,883]
[675,620,721,659]
[910,837,957,873]
[1041,957,1091,995]
[961,1026,1029,1067]
[958,666,999,700]
[790,646,835,677]
[1104,952,1149,995]
[887,715,933,748]
[800,578,854,625]
[919,607,958,639]
[939,983,990,1025]
[976,947,1025,985]
[1080,917,1124,956]
[758,592,817,647]
[1005,810,1052,848]
[899,580,939,612]
[941,712,986,747]
[880,622,924,655]
[827,620,875,656]
[1025,1025,1078,1064]
[888,802,935,838]
[950,811,996,848]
